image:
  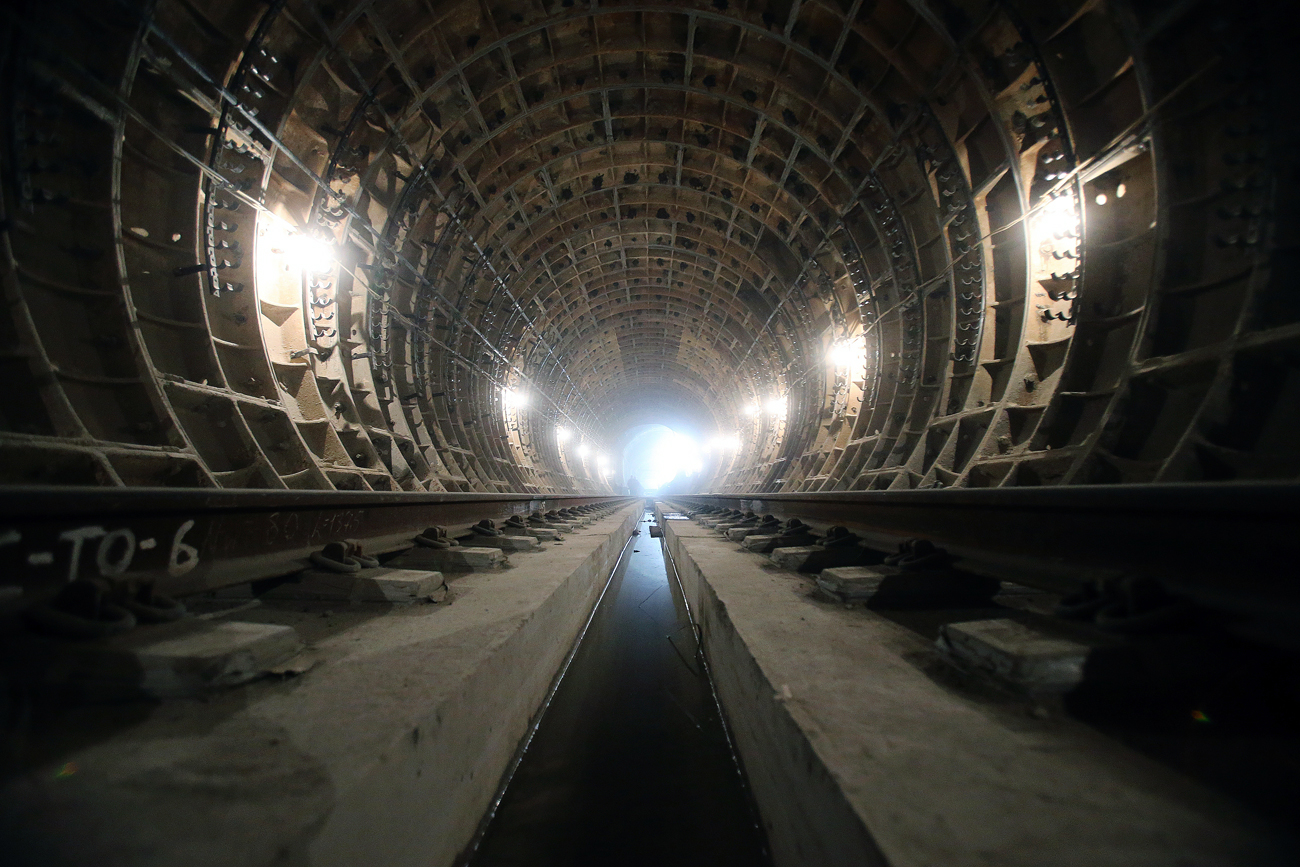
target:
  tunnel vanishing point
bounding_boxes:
[1,0,1299,865]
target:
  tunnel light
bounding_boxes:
[556,427,571,444]
[1116,183,1127,198]
[709,433,740,451]
[1095,193,1108,206]
[766,397,787,417]
[502,387,529,409]
[1038,191,1079,241]
[828,336,865,368]
[280,231,337,275]
[741,401,760,417]
[577,443,590,458]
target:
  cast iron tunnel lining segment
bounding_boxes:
[1,0,1293,494]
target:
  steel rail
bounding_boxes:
[0,488,636,603]
[664,482,1300,622]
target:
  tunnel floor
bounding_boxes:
[466,513,770,867]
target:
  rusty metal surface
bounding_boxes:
[668,483,1300,621]
[0,487,634,601]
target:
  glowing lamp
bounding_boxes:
[280,232,336,275]
[828,336,865,368]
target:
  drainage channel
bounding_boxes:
[464,511,770,867]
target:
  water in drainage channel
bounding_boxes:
[464,512,771,867]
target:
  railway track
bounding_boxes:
[665,482,1300,650]
[0,488,635,612]
[3,481,1296,647]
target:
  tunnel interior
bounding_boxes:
[2,0,1295,495]
[2,0,1299,865]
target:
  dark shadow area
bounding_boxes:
[1066,632,1300,829]
[0,611,157,780]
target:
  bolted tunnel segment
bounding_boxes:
[2,0,1296,493]
[1,1,1299,866]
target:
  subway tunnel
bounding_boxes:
[1,0,1298,865]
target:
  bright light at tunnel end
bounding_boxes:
[643,430,703,490]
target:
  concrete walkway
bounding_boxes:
[660,509,1295,867]
[0,506,641,867]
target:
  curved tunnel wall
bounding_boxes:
[1,0,1295,495]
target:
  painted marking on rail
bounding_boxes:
[3,521,199,581]
[168,520,199,577]
[58,526,106,581]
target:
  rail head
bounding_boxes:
[0,486,637,607]
[663,482,1300,631]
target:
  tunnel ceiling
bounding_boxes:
[1,0,1295,494]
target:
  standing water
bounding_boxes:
[465,512,770,866]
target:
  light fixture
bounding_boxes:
[828,336,865,368]
[1095,193,1108,205]
[577,443,590,458]
[556,427,571,443]
[766,397,787,417]
[502,387,529,409]
[279,231,337,275]
[741,401,760,416]
[1038,191,1079,241]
